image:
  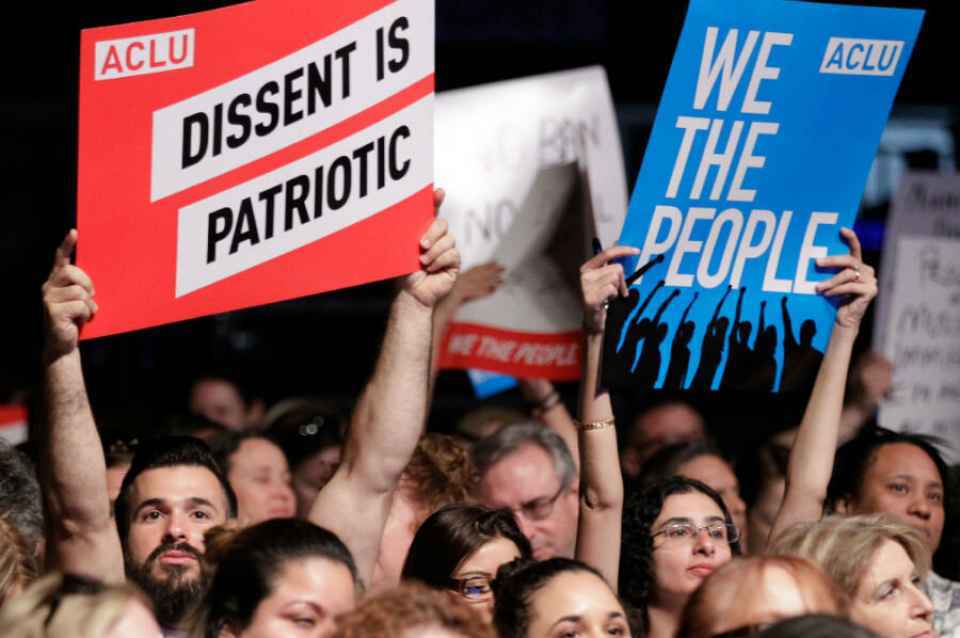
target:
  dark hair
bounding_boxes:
[619,476,742,635]
[197,519,358,637]
[754,614,880,638]
[207,430,287,475]
[492,558,623,638]
[114,436,238,542]
[826,424,952,565]
[401,505,532,589]
[0,440,43,552]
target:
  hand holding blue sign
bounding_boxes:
[815,227,877,331]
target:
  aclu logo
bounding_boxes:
[95,29,195,81]
[819,37,904,76]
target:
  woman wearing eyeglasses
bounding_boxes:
[619,476,743,638]
[401,505,532,623]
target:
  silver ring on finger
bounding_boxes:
[602,301,610,312]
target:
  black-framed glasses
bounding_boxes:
[447,574,494,601]
[513,485,566,522]
[652,521,740,544]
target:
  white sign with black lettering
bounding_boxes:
[151,0,432,201]
[176,93,431,296]
[879,236,960,463]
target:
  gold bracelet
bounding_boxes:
[578,417,615,431]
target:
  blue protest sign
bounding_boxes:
[606,0,923,392]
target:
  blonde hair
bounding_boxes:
[679,555,846,638]
[0,516,38,608]
[767,514,931,598]
[0,572,146,638]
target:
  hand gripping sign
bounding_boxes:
[605,0,922,393]
[77,0,434,339]
[434,68,628,381]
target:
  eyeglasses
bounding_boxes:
[652,521,740,545]
[512,485,566,522]
[447,574,494,601]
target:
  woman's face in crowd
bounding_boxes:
[293,446,342,518]
[849,539,934,638]
[225,557,357,638]
[651,491,734,604]
[676,454,749,551]
[845,443,945,552]
[449,535,522,622]
[526,570,630,638]
[228,438,296,526]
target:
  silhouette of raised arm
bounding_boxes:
[653,288,680,326]
[635,280,666,324]
[680,292,699,327]
[781,295,797,349]
[711,287,732,325]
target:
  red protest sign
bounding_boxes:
[77,0,434,339]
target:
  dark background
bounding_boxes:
[1,0,955,441]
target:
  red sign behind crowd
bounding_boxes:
[77,0,435,339]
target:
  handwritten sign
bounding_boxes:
[879,237,960,463]
[77,0,435,338]
[435,67,628,380]
[606,0,922,392]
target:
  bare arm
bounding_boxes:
[574,245,638,589]
[40,231,124,582]
[309,193,460,587]
[767,228,876,546]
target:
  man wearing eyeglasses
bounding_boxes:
[472,422,579,560]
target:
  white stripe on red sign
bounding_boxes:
[151,0,433,202]
[175,93,433,297]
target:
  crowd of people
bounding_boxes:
[0,189,957,638]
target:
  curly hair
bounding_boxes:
[0,441,43,553]
[402,434,476,516]
[0,515,38,607]
[618,476,742,635]
[332,582,494,638]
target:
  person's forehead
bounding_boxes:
[635,404,704,439]
[268,557,356,608]
[867,443,942,485]
[482,446,560,501]
[235,438,288,468]
[131,465,228,509]
[533,571,619,616]
[655,491,725,525]
[678,454,736,486]
[859,539,915,588]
